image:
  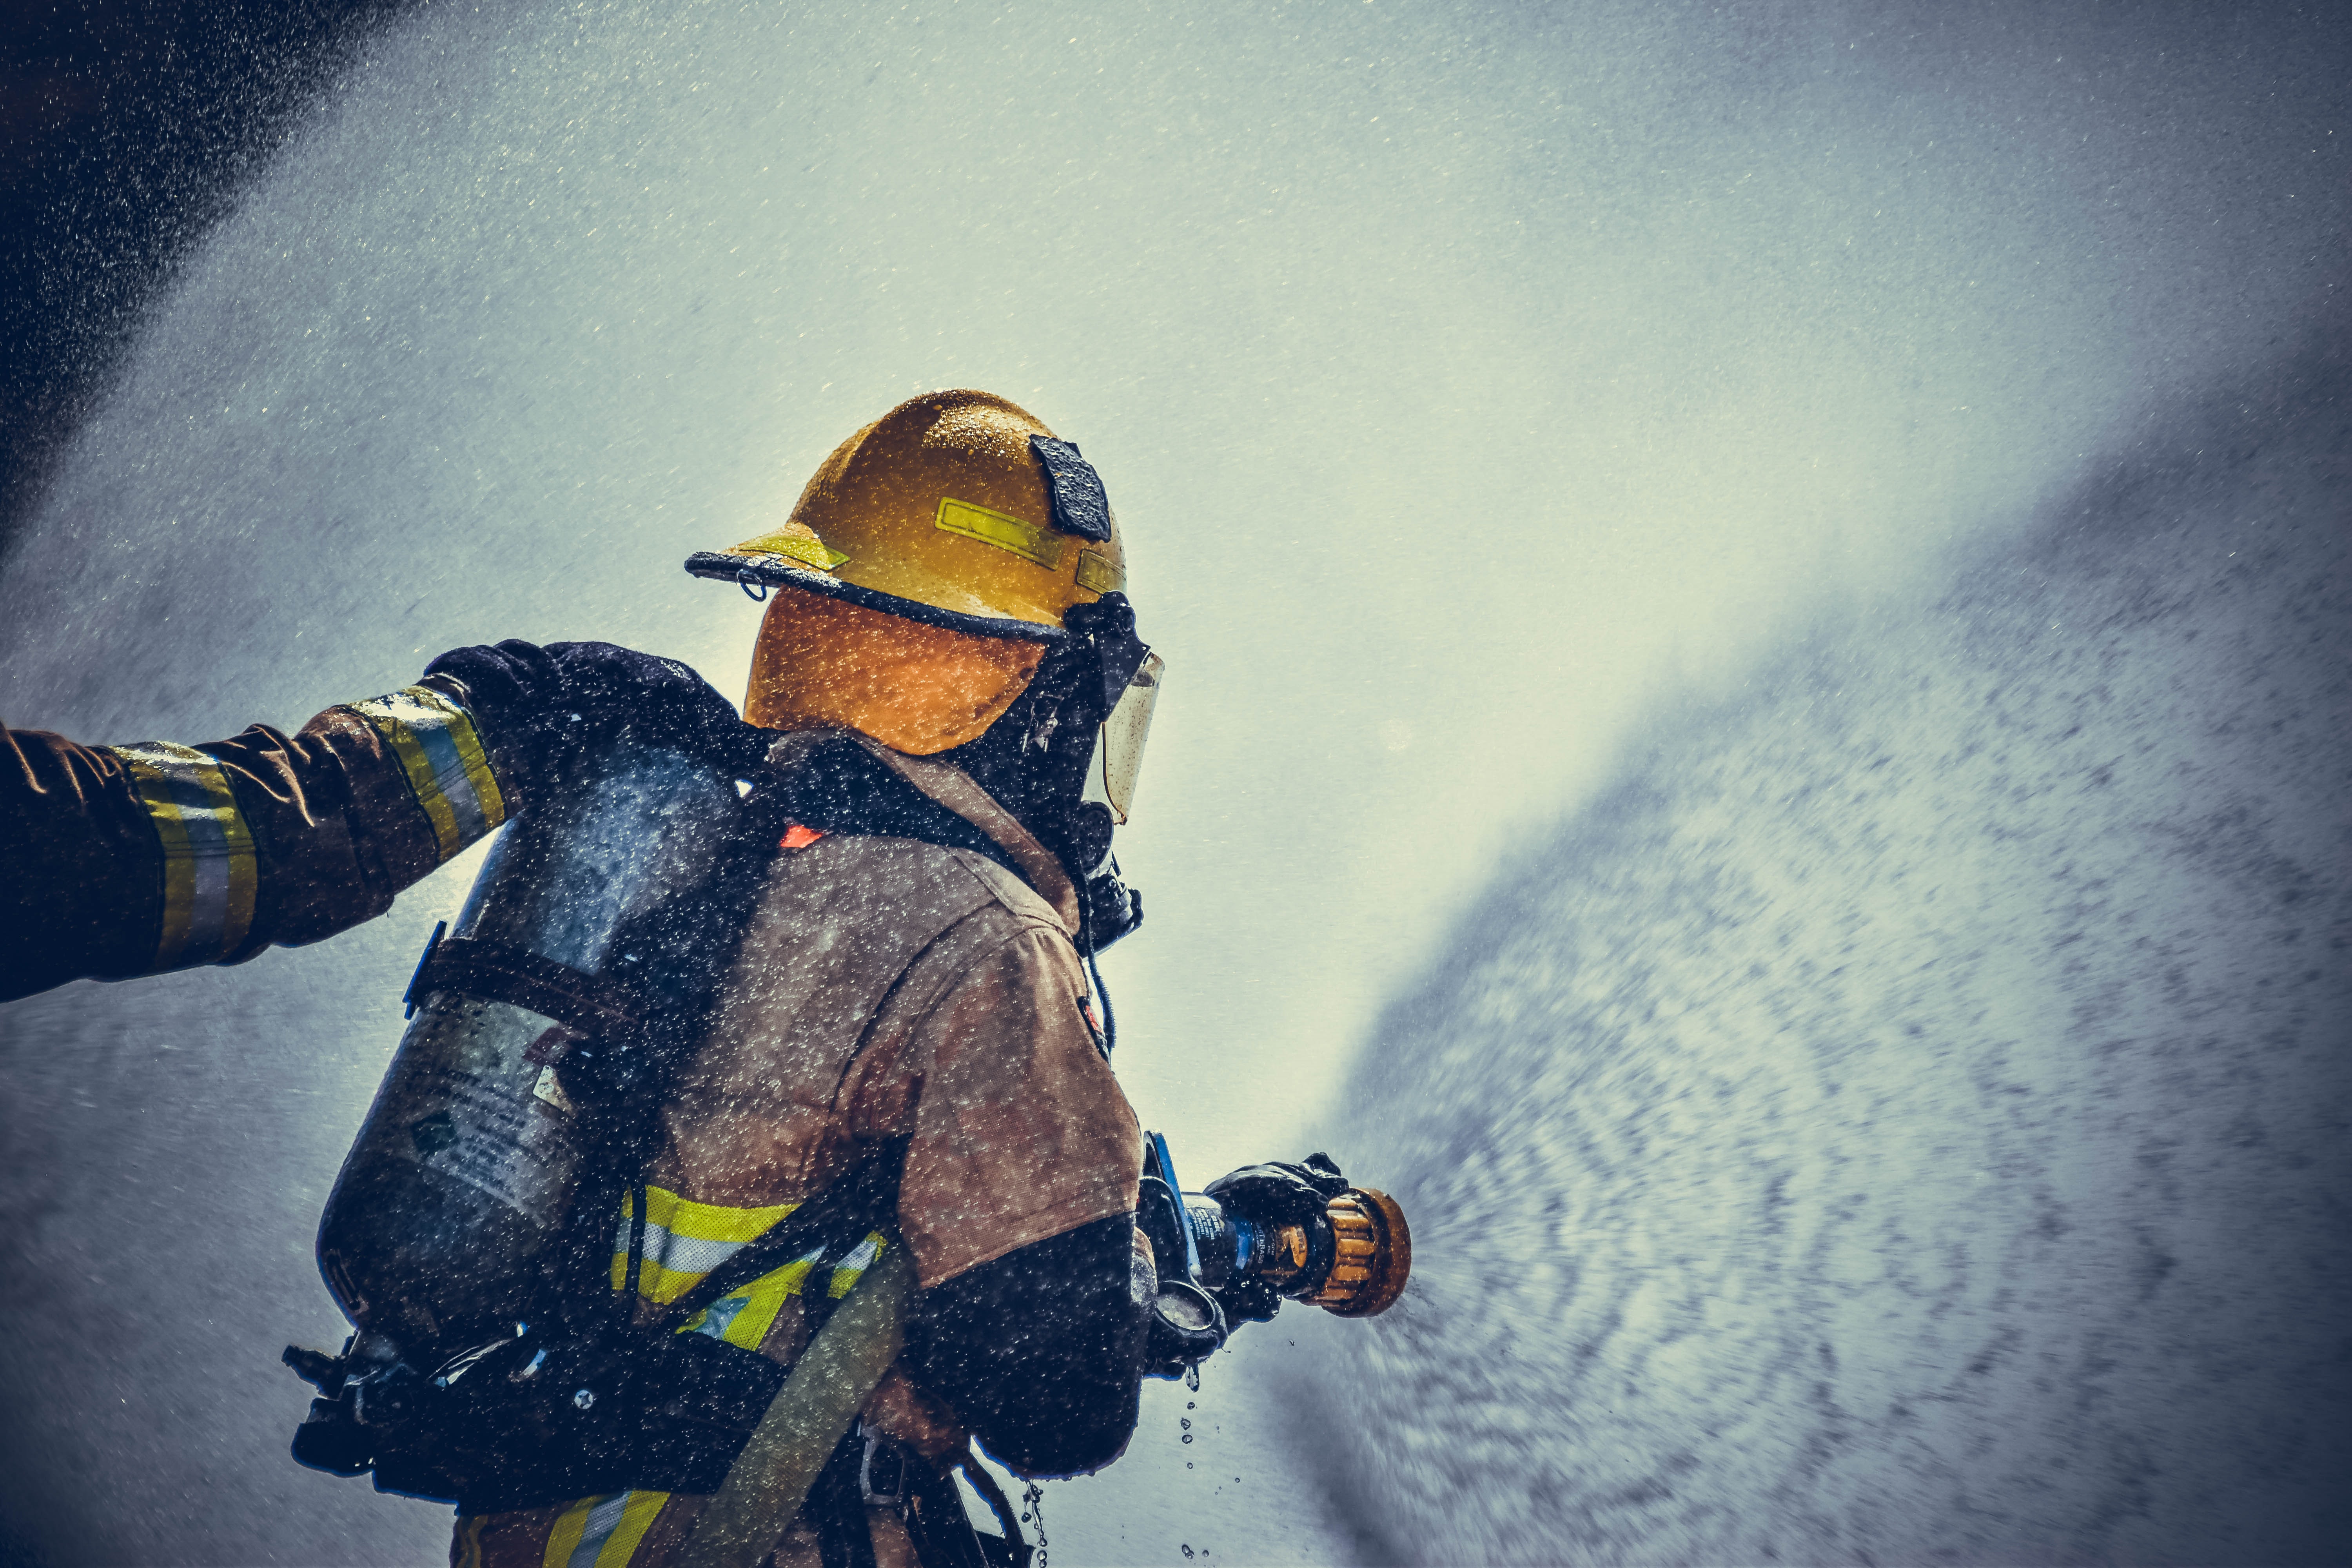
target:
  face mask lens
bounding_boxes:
[1094,651,1163,825]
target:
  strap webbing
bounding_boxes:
[675,1242,916,1568]
[653,1141,907,1335]
[415,933,645,1037]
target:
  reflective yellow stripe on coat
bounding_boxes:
[543,1489,670,1568]
[507,1192,893,1566]
[612,1187,890,1351]
[347,685,506,861]
[108,741,258,969]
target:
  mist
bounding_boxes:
[1298,346,2351,1566]
[0,0,2344,1563]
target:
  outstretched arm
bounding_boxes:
[1,641,758,1003]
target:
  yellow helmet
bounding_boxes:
[686,389,1126,642]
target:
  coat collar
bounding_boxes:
[763,728,1082,937]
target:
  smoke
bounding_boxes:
[1305,341,2352,1565]
[0,0,2345,1563]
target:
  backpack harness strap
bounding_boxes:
[410,932,646,1038]
[642,1139,908,1336]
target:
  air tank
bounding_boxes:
[316,743,756,1357]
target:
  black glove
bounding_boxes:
[423,639,771,797]
[1200,1154,1350,1323]
[542,641,771,772]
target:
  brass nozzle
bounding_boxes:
[1263,1223,1310,1284]
[1301,1187,1412,1317]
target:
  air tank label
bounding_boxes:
[355,995,586,1225]
[533,1066,574,1113]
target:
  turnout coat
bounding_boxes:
[454,733,1140,1568]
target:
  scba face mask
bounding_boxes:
[1086,650,1163,825]
[1055,591,1159,827]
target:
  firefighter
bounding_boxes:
[439,390,1161,1567]
[5,389,1185,1565]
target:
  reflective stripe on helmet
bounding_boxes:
[933,495,1067,571]
[347,686,507,861]
[109,740,258,969]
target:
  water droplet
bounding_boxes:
[1181,1433,1193,1443]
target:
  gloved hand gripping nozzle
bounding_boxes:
[1135,1137,1412,1381]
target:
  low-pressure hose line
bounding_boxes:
[1080,895,1116,1058]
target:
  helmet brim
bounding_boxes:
[685,552,1070,644]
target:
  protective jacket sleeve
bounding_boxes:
[0,674,524,1004]
[905,1212,1150,1476]
[875,918,1148,1474]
